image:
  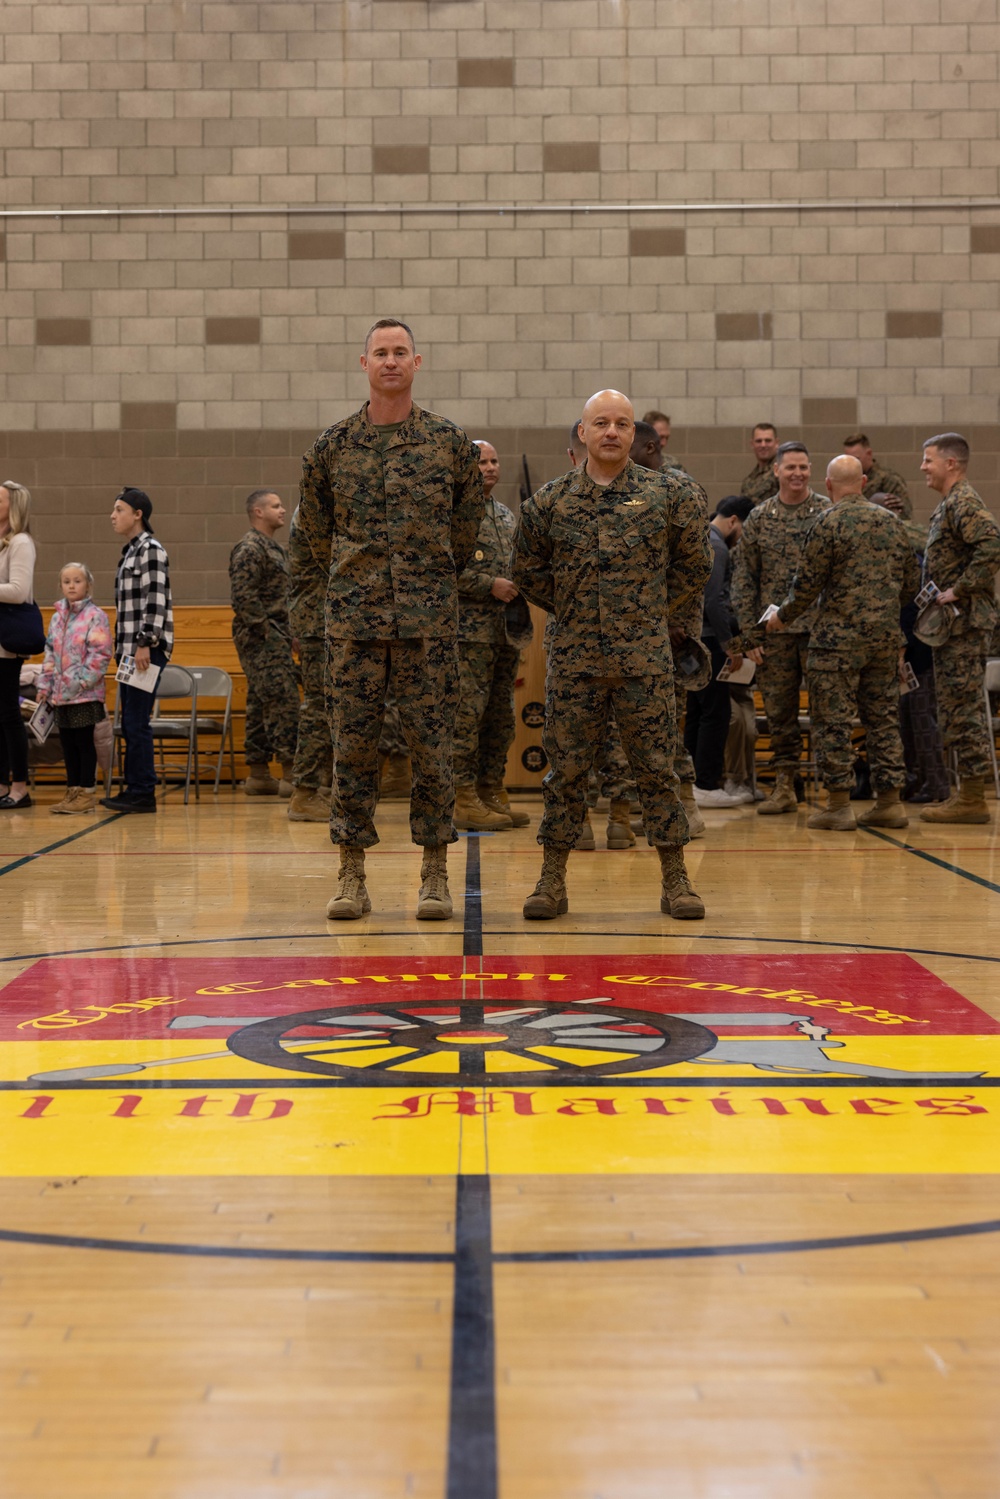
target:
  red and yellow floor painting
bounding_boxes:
[3,952,997,1178]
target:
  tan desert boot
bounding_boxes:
[453,786,512,831]
[478,783,530,827]
[606,797,636,848]
[287,787,331,823]
[657,845,705,919]
[326,845,371,920]
[807,788,856,831]
[857,788,908,829]
[757,768,797,815]
[677,780,705,837]
[416,844,453,919]
[245,765,279,796]
[523,847,569,919]
[575,811,596,849]
[919,777,991,825]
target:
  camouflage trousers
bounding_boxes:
[758,630,809,770]
[673,677,695,785]
[378,698,408,759]
[234,625,300,767]
[586,714,637,806]
[328,637,459,849]
[807,643,905,794]
[540,670,689,850]
[932,629,993,779]
[292,638,333,790]
[453,636,519,788]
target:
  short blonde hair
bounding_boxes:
[0,480,31,549]
[61,560,94,594]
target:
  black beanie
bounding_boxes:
[117,486,154,534]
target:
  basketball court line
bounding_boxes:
[0,812,125,877]
[859,824,1000,895]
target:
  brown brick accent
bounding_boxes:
[36,319,91,346]
[715,312,773,342]
[629,228,686,258]
[970,226,1000,255]
[121,402,178,431]
[372,145,431,175]
[542,142,601,173]
[457,58,515,88]
[799,141,858,170]
[885,311,943,339]
[288,231,346,261]
[801,397,859,426]
[205,317,261,345]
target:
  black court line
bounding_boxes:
[860,825,1000,895]
[0,813,125,878]
[4,1213,1000,1265]
[445,835,497,1499]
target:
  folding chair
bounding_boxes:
[985,658,1000,799]
[186,666,236,793]
[149,665,200,804]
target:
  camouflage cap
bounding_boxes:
[913,600,955,648]
[673,634,713,692]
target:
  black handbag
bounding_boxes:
[0,601,46,657]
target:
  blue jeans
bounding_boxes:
[118,648,167,796]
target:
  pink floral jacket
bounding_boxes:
[36,597,112,706]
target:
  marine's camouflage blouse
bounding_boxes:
[457,497,518,644]
[228,529,291,637]
[775,497,921,650]
[731,490,830,636]
[295,402,483,641]
[864,461,912,518]
[740,461,780,505]
[924,477,1000,637]
[287,504,324,640]
[512,460,712,678]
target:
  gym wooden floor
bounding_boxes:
[1,783,999,1498]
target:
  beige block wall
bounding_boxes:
[0,0,998,601]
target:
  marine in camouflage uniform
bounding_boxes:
[740,461,780,506]
[769,457,920,828]
[843,434,913,519]
[287,504,333,805]
[453,446,530,828]
[917,438,1000,822]
[229,508,300,783]
[514,455,711,855]
[731,457,830,801]
[295,401,482,851]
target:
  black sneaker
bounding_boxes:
[127,796,158,814]
[101,792,134,811]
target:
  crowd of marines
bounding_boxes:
[227,317,1000,924]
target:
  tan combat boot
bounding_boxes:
[71,786,97,814]
[379,754,412,800]
[478,782,530,827]
[807,788,856,831]
[678,780,705,838]
[245,764,279,796]
[50,788,78,815]
[287,787,331,823]
[416,844,453,920]
[857,788,908,829]
[326,845,371,920]
[920,777,991,825]
[278,762,295,799]
[523,847,569,920]
[657,845,705,920]
[453,786,513,831]
[576,811,596,849]
[606,797,636,849]
[757,768,797,815]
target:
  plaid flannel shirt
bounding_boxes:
[114,532,174,659]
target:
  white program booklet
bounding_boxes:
[115,656,161,694]
[27,699,56,743]
[717,657,756,685]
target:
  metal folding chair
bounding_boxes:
[186,666,236,793]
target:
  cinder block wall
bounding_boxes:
[1,0,998,603]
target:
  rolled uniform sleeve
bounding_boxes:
[450,432,485,575]
[512,500,555,613]
[229,537,267,632]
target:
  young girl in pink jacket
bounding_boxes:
[36,563,112,814]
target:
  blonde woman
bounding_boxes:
[0,481,37,809]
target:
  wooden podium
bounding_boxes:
[504,602,548,791]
